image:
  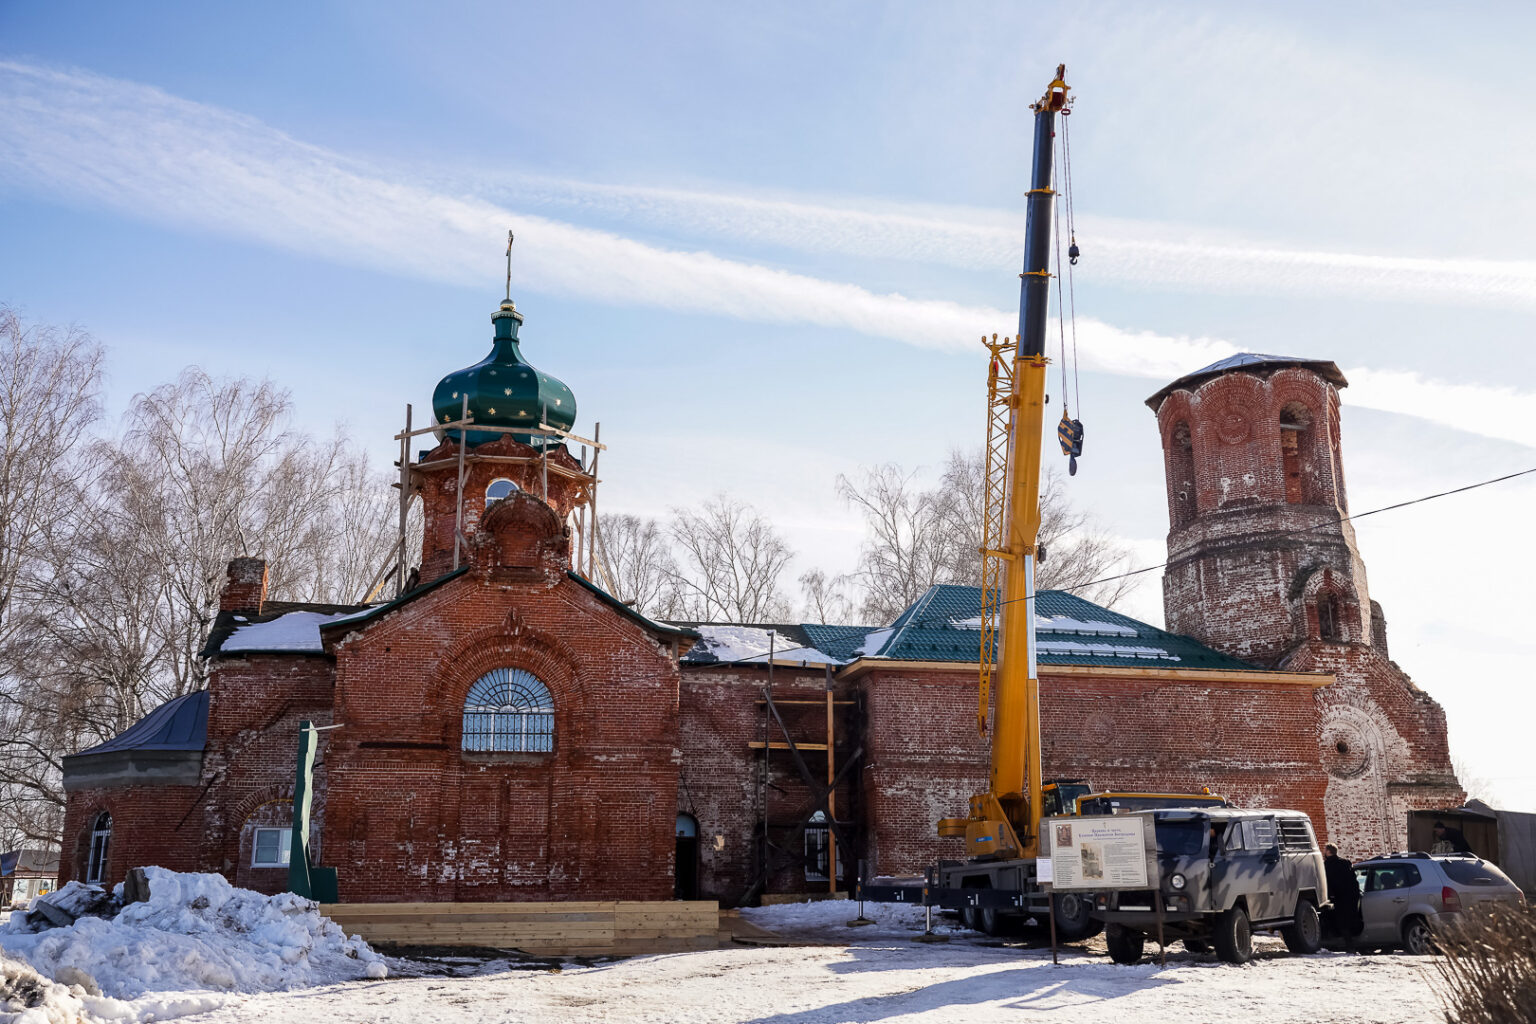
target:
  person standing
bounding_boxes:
[1431,821,1473,855]
[1322,843,1361,950]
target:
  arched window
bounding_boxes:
[486,478,520,503]
[1280,403,1314,504]
[86,811,112,884]
[1317,593,1341,641]
[462,668,554,752]
[1168,422,1196,527]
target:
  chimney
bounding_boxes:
[220,557,268,615]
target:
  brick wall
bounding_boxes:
[322,493,682,903]
[677,665,857,902]
[59,784,203,887]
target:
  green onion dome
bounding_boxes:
[432,299,577,448]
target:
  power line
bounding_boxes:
[900,464,1536,631]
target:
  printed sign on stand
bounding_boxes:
[1045,815,1150,891]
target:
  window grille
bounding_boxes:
[803,811,843,881]
[86,812,112,884]
[462,667,555,752]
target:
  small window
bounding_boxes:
[1278,817,1316,852]
[486,478,520,503]
[252,827,292,868]
[804,811,843,882]
[1318,594,1341,640]
[1249,818,1277,850]
[1369,863,1422,890]
[463,668,555,752]
[86,812,112,884]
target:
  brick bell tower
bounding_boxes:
[410,291,596,585]
[1146,354,1383,667]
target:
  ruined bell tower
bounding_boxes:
[1146,353,1380,668]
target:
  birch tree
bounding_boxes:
[666,496,793,622]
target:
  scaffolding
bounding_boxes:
[745,659,865,902]
[358,402,613,603]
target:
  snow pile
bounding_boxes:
[0,868,385,1007]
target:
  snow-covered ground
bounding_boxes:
[191,901,1443,1024]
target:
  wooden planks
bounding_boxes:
[321,900,721,956]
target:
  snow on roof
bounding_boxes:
[222,611,363,652]
[688,625,842,665]
[949,614,1138,637]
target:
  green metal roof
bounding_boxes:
[674,585,1256,672]
[432,298,577,448]
[858,584,1255,670]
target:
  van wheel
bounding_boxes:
[1105,924,1145,965]
[1282,900,1323,954]
[1402,916,1436,956]
[1214,907,1253,964]
[1052,892,1104,941]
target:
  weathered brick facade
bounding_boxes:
[1149,355,1461,853]
[59,350,1460,901]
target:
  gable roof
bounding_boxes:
[673,585,1256,672]
[1145,352,1348,410]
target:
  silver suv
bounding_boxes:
[1352,853,1525,954]
[1093,808,1328,965]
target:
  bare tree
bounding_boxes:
[0,306,105,845]
[667,495,793,622]
[597,512,676,617]
[837,465,948,622]
[799,568,855,625]
[840,449,1136,621]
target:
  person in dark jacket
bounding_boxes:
[1322,844,1362,950]
[1432,821,1473,854]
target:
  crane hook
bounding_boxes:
[1068,236,1080,266]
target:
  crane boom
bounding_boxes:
[967,65,1069,862]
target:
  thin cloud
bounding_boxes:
[0,61,1532,449]
[480,176,1536,311]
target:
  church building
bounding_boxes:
[57,294,1461,903]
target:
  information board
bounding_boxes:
[1045,815,1150,891]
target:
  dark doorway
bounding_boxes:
[675,813,699,900]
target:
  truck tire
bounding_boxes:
[1105,924,1145,965]
[1052,892,1104,941]
[1281,900,1323,954]
[1213,906,1253,965]
[959,906,978,931]
[977,907,1000,935]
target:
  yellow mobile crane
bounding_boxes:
[857,66,1222,940]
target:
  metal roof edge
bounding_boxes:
[567,571,700,641]
[836,658,1332,686]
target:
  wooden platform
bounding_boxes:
[321,900,723,957]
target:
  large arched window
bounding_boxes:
[86,811,112,884]
[462,668,554,752]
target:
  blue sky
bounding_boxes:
[2,2,1533,810]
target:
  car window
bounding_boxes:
[1224,822,1247,851]
[1354,868,1370,892]
[1441,859,1515,886]
[1250,818,1277,849]
[1369,864,1423,890]
[1155,818,1207,857]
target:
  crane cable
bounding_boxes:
[1053,106,1085,473]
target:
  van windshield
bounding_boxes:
[1155,817,1208,857]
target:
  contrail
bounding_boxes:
[1,61,1531,448]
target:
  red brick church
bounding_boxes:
[58,295,1461,903]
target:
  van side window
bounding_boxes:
[1250,818,1277,849]
[1224,822,1248,851]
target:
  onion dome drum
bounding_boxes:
[432,299,577,448]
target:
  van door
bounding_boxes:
[1211,818,1282,922]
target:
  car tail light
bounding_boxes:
[1441,886,1462,912]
